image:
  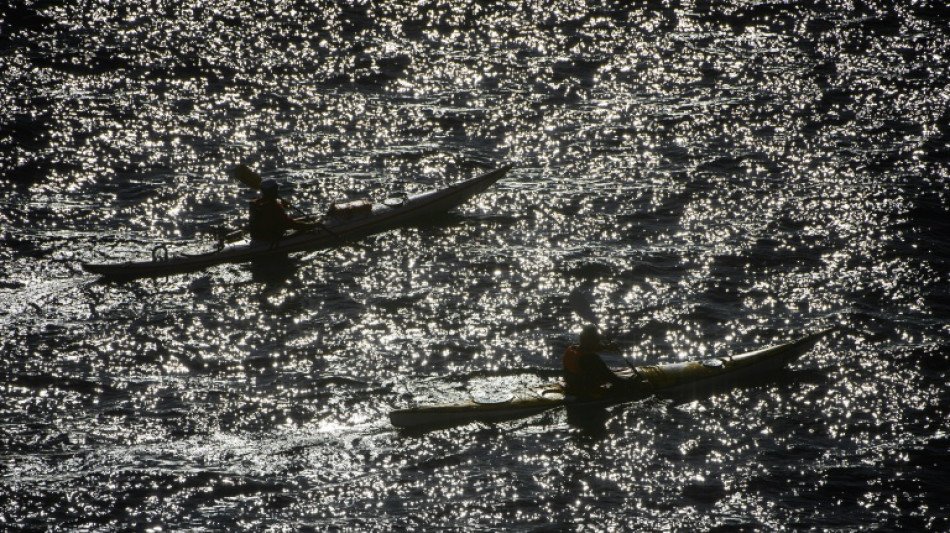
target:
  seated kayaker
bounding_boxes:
[562,325,627,398]
[248,179,315,242]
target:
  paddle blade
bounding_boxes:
[569,287,599,325]
[232,164,262,190]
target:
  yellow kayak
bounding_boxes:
[389,329,832,429]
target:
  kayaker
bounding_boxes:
[562,325,628,398]
[248,179,315,242]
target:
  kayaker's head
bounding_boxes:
[579,325,601,350]
[260,178,279,199]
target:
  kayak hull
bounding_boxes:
[82,165,511,278]
[388,329,832,429]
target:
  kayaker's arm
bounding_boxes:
[583,352,627,385]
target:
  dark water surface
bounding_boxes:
[3,1,949,530]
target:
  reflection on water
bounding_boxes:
[248,253,300,287]
[2,0,949,530]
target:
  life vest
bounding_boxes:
[248,198,295,241]
[562,344,611,398]
[563,345,584,376]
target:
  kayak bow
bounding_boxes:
[83,165,511,279]
[389,329,832,429]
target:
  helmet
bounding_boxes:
[260,178,279,197]
[579,325,600,348]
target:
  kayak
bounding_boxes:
[391,330,832,429]
[83,165,511,279]
[389,329,832,429]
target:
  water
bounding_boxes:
[2,1,949,530]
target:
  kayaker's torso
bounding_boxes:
[562,344,619,398]
[248,198,302,241]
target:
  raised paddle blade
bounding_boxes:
[232,164,262,190]
[569,287,599,325]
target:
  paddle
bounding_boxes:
[233,164,263,190]
[569,287,600,325]
[230,164,342,239]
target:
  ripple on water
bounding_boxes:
[2,0,949,530]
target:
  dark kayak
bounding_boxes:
[82,165,511,279]
[389,329,832,429]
